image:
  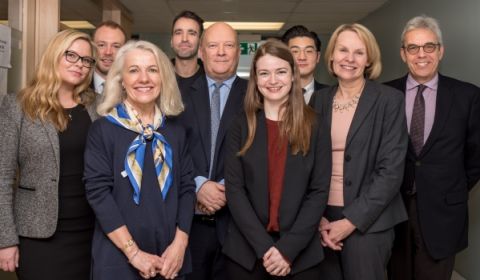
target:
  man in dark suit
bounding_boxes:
[281,25,328,103]
[387,15,480,280]
[91,21,126,94]
[178,22,247,280]
[170,10,205,91]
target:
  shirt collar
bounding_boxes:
[206,74,236,90]
[304,79,315,93]
[93,71,106,93]
[406,73,439,91]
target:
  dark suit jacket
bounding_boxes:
[223,111,331,274]
[84,117,196,278]
[314,80,328,91]
[177,74,248,243]
[311,80,408,233]
[385,74,480,259]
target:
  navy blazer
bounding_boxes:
[223,111,331,274]
[84,116,196,279]
[177,74,248,242]
[310,80,408,233]
[385,74,480,259]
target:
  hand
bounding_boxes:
[319,217,343,250]
[160,229,188,279]
[196,202,215,216]
[321,218,356,248]
[128,249,163,279]
[262,247,291,276]
[196,181,226,214]
[0,246,19,272]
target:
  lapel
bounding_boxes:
[253,112,270,215]
[215,77,245,157]
[418,74,453,157]
[391,75,418,158]
[345,79,379,149]
[42,121,60,170]
[190,75,212,162]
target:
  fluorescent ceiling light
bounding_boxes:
[204,22,284,31]
[61,21,95,29]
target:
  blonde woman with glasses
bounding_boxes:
[0,29,98,279]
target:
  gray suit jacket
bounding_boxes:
[0,93,97,248]
[310,80,409,233]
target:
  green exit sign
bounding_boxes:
[240,42,258,55]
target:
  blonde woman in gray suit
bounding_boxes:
[0,29,98,279]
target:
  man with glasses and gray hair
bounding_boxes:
[386,15,480,280]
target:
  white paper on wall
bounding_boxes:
[0,24,12,69]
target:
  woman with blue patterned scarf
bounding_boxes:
[84,40,195,280]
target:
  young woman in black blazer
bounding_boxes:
[223,39,331,279]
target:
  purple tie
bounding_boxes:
[410,84,427,155]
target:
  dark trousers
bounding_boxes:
[186,218,225,280]
[389,195,455,280]
[318,206,394,280]
[225,257,323,280]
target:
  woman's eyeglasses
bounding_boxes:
[64,50,96,68]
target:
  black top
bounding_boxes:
[175,60,205,95]
[57,104,94,231]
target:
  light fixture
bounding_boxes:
[203,21,284,31]
[60,21,95,29]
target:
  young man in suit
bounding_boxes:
[178,22,248,280]
[281,25,328,103]
[170,10,205,91]
[92,21,127,94]
[387,15,480,280]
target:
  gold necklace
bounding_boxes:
[332,80,365,113]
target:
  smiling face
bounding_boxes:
[94,26,126,77]
[122,48,161,111]
[171,17,201,60]
[256,54,293,107]
[331,30,369,84]
[401,28,444,84]
[287,36,320,80]
[199,22,240,81]
[58,39,93,89]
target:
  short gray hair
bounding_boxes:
[401,15,443,46]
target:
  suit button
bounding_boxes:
[51,178,57,182]
[345,180,352,186]
[345,155,351,162]
[415,161,421,166]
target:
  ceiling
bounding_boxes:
[2,0,389,36]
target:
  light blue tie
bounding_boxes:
[209,82,222,179]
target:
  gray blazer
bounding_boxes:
[310,80,409,233]
[0,93,97,248]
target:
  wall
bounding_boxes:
[360,0,480,85]
[360,0,480,278]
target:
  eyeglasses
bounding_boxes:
[402,43,441,55]
[64,50,96,68]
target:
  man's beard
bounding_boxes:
[175,49,198,60]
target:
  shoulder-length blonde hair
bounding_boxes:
[239,39,315,156]
[97,40,184,116]
[19,29,96,131]
[324,23,382,80]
